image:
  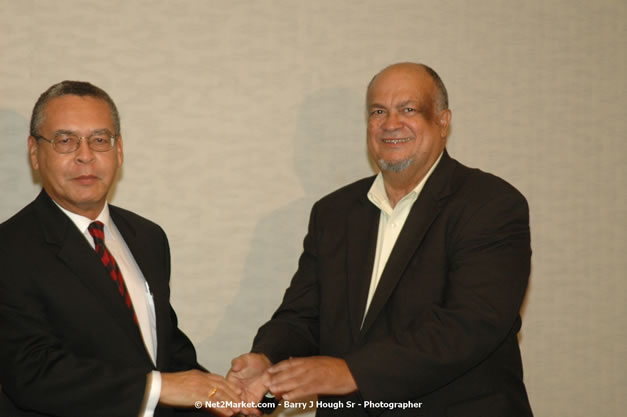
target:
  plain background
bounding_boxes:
[1,1,625,416]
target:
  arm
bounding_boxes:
[0,259,148,416]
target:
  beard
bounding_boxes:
[377,158,414,173]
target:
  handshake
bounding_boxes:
[159,353,358,416]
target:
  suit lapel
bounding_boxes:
[34,192,148,358]
[359,152,457,336]
[346,193,380,342]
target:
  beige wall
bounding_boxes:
[1,0,625,415]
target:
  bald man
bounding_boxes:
[228,63,533,416]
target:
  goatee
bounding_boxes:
[377,158,414,173]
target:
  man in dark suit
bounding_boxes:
[0,81,244,416]
[227,63,534,416]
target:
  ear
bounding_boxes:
[27,136,40,170]
[115,135,124,166]
[438,109,452,138]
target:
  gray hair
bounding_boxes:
[30,80,121,136]
[420,64,448,112]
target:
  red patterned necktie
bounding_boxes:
[88,221,138,325]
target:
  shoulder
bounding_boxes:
[446,157,528,208]
[436,158,531,243]
[0,200,39,247]
[108,205,167,238]
[109,205,162,229]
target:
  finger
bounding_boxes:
[277,375,319,402]
[268,358,298,373]
[220,375,244,395]
[247,408,263,417]
[208,373,242,393]
[209,407,236,417]
[204,378,242,406]
[269,362,323,399]
[215,382,243,403]
[268,372,306,398]
[239,404,262,417]
[225,372,239,385]
[204,394,237,417]
[230,355,246,372]
[260,370,273,388]
[268,362,310,386]
[281,385,312,401]
[214,396,240,416]
[225,369,246,388]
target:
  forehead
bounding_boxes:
[41,95,114,132]
[367,66,435,106]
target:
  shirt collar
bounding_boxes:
[54,201,115,241]
[368,151,443,215]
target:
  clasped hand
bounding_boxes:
[226,353,358,416]
[159,369,255,416]
[158,354,357,416]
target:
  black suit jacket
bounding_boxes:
[252,151,533,416]
[0,190,203,417]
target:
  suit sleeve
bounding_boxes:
[0,250,148,417]
[344,189,531,402]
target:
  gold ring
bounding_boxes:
[209,387,218,397]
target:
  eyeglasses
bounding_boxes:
[33,132,118,154]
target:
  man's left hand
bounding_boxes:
[265,356,357,401]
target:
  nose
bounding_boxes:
[382,111,402,131]
[74,137,95,163]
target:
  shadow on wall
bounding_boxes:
[203,88,372,416]
[0,109,40,221]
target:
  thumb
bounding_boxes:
[230,354,247,372]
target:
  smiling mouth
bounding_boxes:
[382,138,411,144]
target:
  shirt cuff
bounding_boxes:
[141,371,161,417]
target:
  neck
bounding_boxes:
[382,169,426,208]
[381,152,443,207]
[51,196,106,221]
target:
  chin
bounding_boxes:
[378,158,414,173]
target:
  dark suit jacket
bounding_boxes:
[252,151,533,416]
[0,190,203,417]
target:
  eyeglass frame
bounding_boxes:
[32,130,119,154]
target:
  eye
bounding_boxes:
[54,134,77,145]
[90,135,108,144]
[369,109,385,116]
[403,107,416,113]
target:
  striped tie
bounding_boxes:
[88,221,138,325]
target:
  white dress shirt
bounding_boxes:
[56,202,161,416]
[363,152,443,324]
